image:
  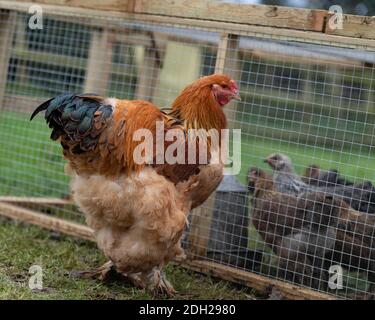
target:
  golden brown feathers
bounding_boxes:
[170,74,230,132]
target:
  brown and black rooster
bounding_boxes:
[31,74,240,296]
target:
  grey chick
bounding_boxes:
[265,153,309,196]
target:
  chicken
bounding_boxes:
[327,206,375,298]
[30,74,240,296]
[265,153,375,214]
[264,153,308,195]
[277,192,349,290]
[280,194,375,298]
[248,167,366,292]
[248,167,324,288]
[247,167,304,253]
[302,164,354,187]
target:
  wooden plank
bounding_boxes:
[12,47,87,69]
[214,33,229,74]
[325,13,375,40]
[0,202,94,241]
[134,32,164,101]
[84,29,114,96]
[9,0,328,33]
[153,41,202,106]
[0,196,74,206]
[248,50,363,67]
[134,14,375,51]
[2,1,375,50]
[134,49,159,100]
[13,14,29,87]
[176,259,337,300]
[135,0,326,32]
[0,10,16,109]
[12,0,132,12]
[127,0,138,13]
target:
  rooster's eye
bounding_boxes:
[222,84,228,89]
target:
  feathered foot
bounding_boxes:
[144,268,176,298]
[71,262,175,297]
[70,260,116,281]
[71,261,147,289]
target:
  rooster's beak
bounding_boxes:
[263,158,269,163]
[231,92,241,101]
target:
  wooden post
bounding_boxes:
[0,10,16,109]
[186,33,241,259]
[186,194,216,259]
[153,41,202,107]
[215,33,241,126]
[84,29,114,96]
[14,14,28,87]
[134,32,164,101]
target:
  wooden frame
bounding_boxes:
[9,0,137,12]
[2,0,375,46]
[187,33,241,259]
[0,0,373,300]
[0,202,93,241]
[0,10,16,109]
[84,29,114,95]
[0,196,74,206]
[187,194,216,259]
[134,32,164,101]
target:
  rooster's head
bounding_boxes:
[171,74,241,131]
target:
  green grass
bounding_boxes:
[0,111,69,198]
[0,218,257,300]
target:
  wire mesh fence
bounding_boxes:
[1,6,375,299]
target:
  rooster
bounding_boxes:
[30,74,240,296]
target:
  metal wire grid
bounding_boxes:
[0,9,375,299]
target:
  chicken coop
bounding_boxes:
[1,0,375,300]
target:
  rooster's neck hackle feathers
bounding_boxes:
[171,75,228,132]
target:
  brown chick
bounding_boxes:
[302,164,354,187]
[248,167,304,253]
[279,193,375,296]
